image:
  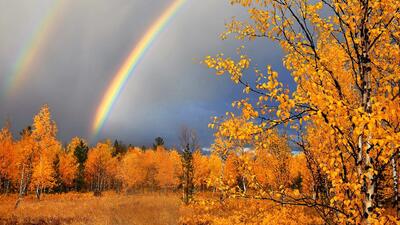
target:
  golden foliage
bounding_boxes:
[180,196,323,225]
[58,150,78,187]
[204,0,400,223]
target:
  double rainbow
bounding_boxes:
[91,0,186,138]
[5,0,65,96]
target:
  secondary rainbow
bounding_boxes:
[5,0,65,96]
[91,0,186,138]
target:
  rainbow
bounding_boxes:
[91,0,186,138]
[4,0,65,96]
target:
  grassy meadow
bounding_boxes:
[0,192,183,225]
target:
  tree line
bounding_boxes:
[0,105,313,207]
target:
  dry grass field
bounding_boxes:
[0,192,397,225]
[0,192,182,225]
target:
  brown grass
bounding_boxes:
[0,192,181,225]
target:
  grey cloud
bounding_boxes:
[0,0,288,148]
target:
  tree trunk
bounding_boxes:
[392,153,399,218]
[18,165,25,197]
[36,186,40,200]
[15,164,26,209]
[359,1,375,222]
[5,180,10,195]
[242,176,247,193]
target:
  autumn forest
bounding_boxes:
[1,0,400,224]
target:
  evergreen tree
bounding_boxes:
[112,140,127,157]
[153,137,164,149]
[179,127,198,204]
[73,140,88,191]
[181,143,194,204]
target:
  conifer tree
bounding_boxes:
[71,138,88,191]
[179,127,198,204]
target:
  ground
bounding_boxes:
[0,192,181,225]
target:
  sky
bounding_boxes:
[0,0,290,149]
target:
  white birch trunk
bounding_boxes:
[392,154,399,217]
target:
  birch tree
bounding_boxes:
[205,0,400,223]
[85,141,114,196]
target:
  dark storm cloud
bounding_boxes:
[0,0,288,148]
